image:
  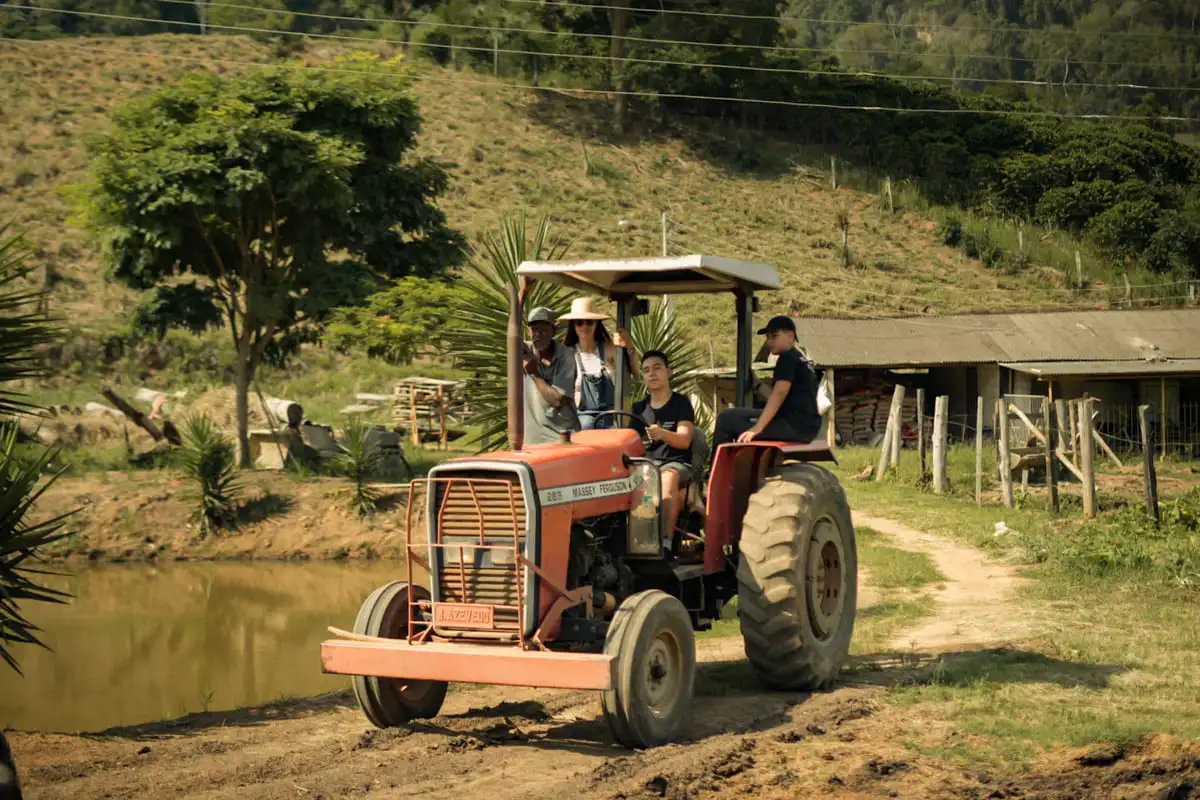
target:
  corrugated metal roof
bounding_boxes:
[1002,359,1200,377]
[795,309,1200,368]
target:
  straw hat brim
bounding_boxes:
[559,310,610,321]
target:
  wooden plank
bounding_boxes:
[1056,449,1085,482]
[975,395,983,506]
[1043,396,1059,513]
[997,397,1014,509]
[1092,429,1123,468]
[1079,398,1096,519]
[1007,403,1047,445]
[1138,404,1160,525]
[932,395,948,495]
[875,384,905,482]
[917,388,927,480]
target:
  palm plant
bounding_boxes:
[1,221,73,798]
[0,221,53,417]
[179,414,243,538]
[333,417,385,517]
[441,211,572,451]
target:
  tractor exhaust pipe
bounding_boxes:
[506,282,524,451]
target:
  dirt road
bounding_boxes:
[11,515,1200,799]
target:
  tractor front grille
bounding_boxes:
[426,473,531,635]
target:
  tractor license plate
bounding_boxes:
[433,602,494,629]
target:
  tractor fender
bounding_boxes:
[702,441,837,575]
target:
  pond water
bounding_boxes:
[0,561,413,734]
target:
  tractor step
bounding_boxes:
[321,637,616,691]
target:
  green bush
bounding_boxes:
[1019,488,1200,589]
[937,216,963,247]
[179,414,242,537]
[333,417,384,517]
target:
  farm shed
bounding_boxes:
[790,308,1200,454]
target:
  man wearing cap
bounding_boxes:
[711,315,821,451]
[522,306,580,445]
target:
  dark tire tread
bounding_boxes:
[736,463,857,691]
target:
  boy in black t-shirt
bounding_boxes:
[712,315,821,452]
[628,350,696,548]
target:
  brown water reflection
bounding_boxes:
[0,561,414,733]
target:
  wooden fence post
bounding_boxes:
[1043,396,1059,513]
[933,395,948,494]
[1138,404,1160,525]
[1080,398,1097,519]
[890,395,902,467]
[997,397,1014,509]
[875,384,905,482]
[831,156,837,190]
[917,388,927,480]
[975,395,984,506]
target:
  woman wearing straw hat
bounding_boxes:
[560,296,633,430]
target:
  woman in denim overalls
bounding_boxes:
[559,297,633,430]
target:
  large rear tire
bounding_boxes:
[601,590,696,749]
[351,581,448,727]
[736,463,857,690]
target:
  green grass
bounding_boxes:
[830,442,1200,769]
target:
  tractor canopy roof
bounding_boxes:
[516,254,781,297]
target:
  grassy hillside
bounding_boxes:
[0,34,1134,362]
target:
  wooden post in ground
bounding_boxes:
[1080,398,1097,519]
[975,395,984,506]
[1138,404,1160,525]
[917,388,927,480]
[826,368,837,449]
[875,384,904,482]
[409,386,419,446]
[997,397,1014,508]
[1043,396,1059,513]
[1160,377,1168,459]
[932,395,949,495]
[890,394,902,467]
[1068,400,1079,458]
[438,385,448,450]
[831,156,837,189]
[885,176,894,214]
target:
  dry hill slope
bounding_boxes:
[1,34,1088,348]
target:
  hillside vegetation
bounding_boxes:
[0,34,1149,365]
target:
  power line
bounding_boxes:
[120,0,1200,71]
[2,35,1189,122]
[499,0,1200,41]
[7,3,1200,100]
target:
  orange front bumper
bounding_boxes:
[320,638,616,691]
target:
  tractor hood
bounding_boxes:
[447,428,645,501]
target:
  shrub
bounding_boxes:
[334,417,384,517]
[937,215,962,247]
[179,414,242,537]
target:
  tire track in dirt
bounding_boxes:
[852,511,1034,653]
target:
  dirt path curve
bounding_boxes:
[852,512,1033,653]
[11,514,1058,800]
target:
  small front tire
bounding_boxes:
[601,590,696,748]
[351,581,447,727]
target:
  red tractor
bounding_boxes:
[320,255,857,748]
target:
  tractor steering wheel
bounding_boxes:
[592,410,654,446]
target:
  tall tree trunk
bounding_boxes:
[608,2,630,133]
[235,343,251,468]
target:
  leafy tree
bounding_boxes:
[323,276,471,364]
[80,52,465,465]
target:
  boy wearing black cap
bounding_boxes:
[712,315,821,451]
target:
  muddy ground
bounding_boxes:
[11,514,1200,799]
